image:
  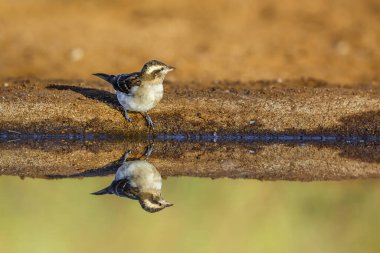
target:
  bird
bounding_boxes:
[93,60,175,128]
[92,145,173,213]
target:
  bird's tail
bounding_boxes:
[91,186,112,195]
[93,73,115,83]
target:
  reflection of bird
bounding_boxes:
[92,146,173,213]
[93,60,175,128]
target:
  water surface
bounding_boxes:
[0,132,379,252]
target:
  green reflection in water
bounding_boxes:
[0,176,379,253]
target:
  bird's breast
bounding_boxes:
[116,161,162,192]
[116,83,163,112]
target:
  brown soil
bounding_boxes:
[0,78,378,180]
[0,79,379,135]
[0,140,379,181]
[0,0,379,86]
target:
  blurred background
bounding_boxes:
[1,177,380,253]
[0,0,379,85]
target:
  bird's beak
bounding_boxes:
[160,199,174,207]
[165,202,174,207]
[167,66,175,72]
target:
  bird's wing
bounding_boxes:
[114,72,142,94]
[113,179,140,200]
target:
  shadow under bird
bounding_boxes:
[93,60,175,128]
[92,146,173,213]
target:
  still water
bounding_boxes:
[0,133,379,253]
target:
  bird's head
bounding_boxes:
[141,60,175,82]
[139,192,173,213]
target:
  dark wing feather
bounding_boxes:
[114,72,142,94]
[112,179,140,200]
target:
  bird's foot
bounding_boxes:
[123,150,133,162]
[142,113,155,128]
[147,120,154,128]
[143,144,154,158]
[124,111,134,122]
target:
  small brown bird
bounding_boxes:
[93,60,175,127]
[92,145,173,213]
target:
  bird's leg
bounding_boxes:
[143,144,154,159]
[123,150,132,162]
[124,109,133,122]
[141,112,154,128]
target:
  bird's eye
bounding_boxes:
[160,67,164,71]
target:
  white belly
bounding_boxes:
[116,83,163,112]
[116,160,162,191]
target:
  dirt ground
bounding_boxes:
[0,0,379,86]
[0,79,379,135]
[0,78,378,180]
[0,139,379,180]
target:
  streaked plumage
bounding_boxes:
[92,147,173,213]
[93,60,174,127]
